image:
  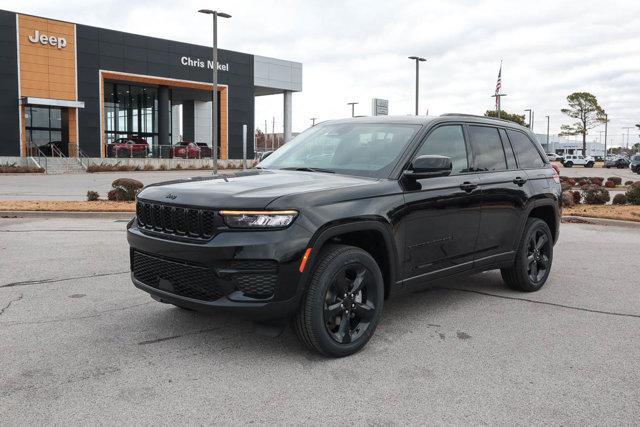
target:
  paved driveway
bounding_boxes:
[1,217,639,424]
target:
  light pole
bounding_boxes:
[310,117,317,126]
[544,115,550,152]
[408,56,426,115]
[603,113,608,157]
[623,126,633,150]
[199,9,231,175]
[347,102,358,117]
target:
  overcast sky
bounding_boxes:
[5,0,640,146]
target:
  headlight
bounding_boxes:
[219,210,298,228]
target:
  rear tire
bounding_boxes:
[586,162,594,168]
[292,244,384,357]
[501,218,553,292]
[564,162,573,168]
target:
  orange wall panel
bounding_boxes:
[18,14,77,101]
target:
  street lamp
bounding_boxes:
[545,115,550,152]
[408,56,426,115]
[199,9,231,175]
[622,126,633,150]
[310,117,318,126]
[347,102,358,117]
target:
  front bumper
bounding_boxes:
[127,220,312,320]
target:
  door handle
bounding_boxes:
[513,177,527,186]
[460,182,478,192]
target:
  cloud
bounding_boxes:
[6,0,640,146]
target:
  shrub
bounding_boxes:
[612,194,627,205]
[589,177,604,186]
[625,180,634,186]
[578,179,588,186]
[158,164,168,171]
[625,182,640,205]
[572,190,582,204]
[581,185,610,205]
[604,180,615,188]
[143,164,155,171]
[561,182,572,192]
[175,163,183,170]
[108,178,143,201]
[608,177,622,185]
[0,162,45,173]
[561,191,575,207]
[86,190,100,201]
[566,178,576,187]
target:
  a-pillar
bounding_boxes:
[283,91,292,143]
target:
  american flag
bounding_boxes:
[495,61,502,109]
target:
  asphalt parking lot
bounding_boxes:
[556,163,639,181]
[1,216,639,424]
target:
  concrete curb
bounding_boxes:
[0,210,134,220]
[562,215,640,229]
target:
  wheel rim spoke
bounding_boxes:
[530,261,538,279]
[353,301,374,321]
[336,314,351,343]
[540,254,550,268]
[324,302,343,318]
[350,269,366,294]
[536,234,548,250]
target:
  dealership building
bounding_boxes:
[0,10,302,162]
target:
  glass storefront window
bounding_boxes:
[104,82,171,158]
[25,106,64,149]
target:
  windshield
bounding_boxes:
[258,122,421,178]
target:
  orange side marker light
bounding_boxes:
[299,248,312,273]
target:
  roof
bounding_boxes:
[321,114,532,130]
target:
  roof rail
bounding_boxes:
[440,113,520,125]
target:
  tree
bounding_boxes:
[484,110,525,125]
[559,92,607,154]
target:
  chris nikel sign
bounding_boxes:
[181,56,229,71]
[27,30,68,49]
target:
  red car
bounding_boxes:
[107,136,149,158]
[170,141,212,158]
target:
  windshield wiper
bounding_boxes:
[280,167,335,174]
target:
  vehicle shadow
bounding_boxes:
[131,270,516,359]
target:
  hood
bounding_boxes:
[137,169,378,209]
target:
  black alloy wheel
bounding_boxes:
[323,264,377,344]
[525,228,551,283]
[501,218,554,292]
[293,244,384,357]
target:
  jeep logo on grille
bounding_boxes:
[165,193,178,200]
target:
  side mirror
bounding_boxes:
[404,155,452,179]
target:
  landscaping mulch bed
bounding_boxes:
[0,200,135,212]
[563,205,640,223]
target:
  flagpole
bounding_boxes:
[492,60,506,119]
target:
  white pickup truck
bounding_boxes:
[562,154,595,168]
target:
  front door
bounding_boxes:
[400,124,481,283]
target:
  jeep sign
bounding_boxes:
[28,30,67,49]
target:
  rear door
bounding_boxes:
[467,125,530,267]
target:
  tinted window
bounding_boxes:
[507,130,545,168]
[499,129,517,169]
[414,125,469,174]
[469,126,507,172]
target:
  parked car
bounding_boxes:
[604,156,630,169]
[630,155,640,174]
[128,115,561,357]
[107,136,148,158]
[562,154,595,168]
[170,141,212,158]
[547,153,564,162]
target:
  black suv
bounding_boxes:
[127,115,561,357]
[630,154,640,173]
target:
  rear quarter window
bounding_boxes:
[506,130,545,169]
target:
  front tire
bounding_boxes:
[564,162,573,168]
[586,162,594,168]
[292,245,384,357]
[501,218,553,292]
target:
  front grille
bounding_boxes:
[131,251,278,301]
[136,200,218,240]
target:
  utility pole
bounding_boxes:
[603,113,608,157]
[408,56,426,115]
[347,102,358,117]
[545,115,550,152]
[310,117,317,126]
[264,119,268,151]
[272,117,275,150]
[623,126,633,150]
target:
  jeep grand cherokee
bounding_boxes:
[127,114,561,357]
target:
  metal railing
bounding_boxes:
[26,141,47,171]
[77,149,91,170]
